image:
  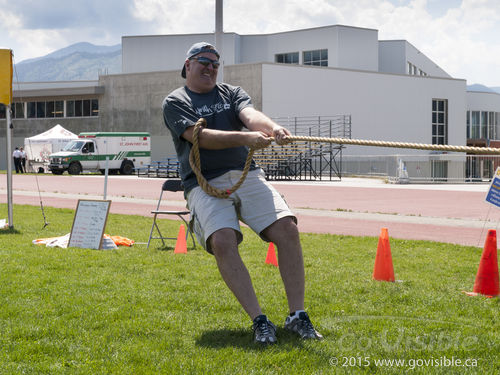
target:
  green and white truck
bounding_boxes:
[48,132,151,175]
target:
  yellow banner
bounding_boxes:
[0,49,13,105]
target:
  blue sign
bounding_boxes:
[485,167,500,209]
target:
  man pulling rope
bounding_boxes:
[163,42,322,345]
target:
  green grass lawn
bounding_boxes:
[1,204,499,374]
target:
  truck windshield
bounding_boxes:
[63,141,85,152]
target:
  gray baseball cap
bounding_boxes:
[181,42,220,78]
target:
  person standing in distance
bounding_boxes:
[12,147,23,173]
[20,147,27,173]
[162,42,322,345]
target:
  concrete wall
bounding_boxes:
[379,41,407,74]
[337,26,378,71]
[379,40,451,78]
[467,91,500,111]
[122,33,240,74]
[238,35,269,64]
[261,63,466,155]
[223,64,263,111]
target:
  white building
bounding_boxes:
[3,24,500,180]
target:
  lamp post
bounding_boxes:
[215,0,224,82]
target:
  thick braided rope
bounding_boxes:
[278,136,500,155]
[190,118,500,198]
[189,118,255,199]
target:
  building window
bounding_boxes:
[13,102,25,118]
[407,62,425,76]
[65,99,98,117]
[487,112,495,140]
[496,112,500,140]
[36,102,46,118]
[75,100,83,117]
[43,100,64,117]
[303,49,328,66]
[481,111,488,139]
[469,111,500,140]
[470,111,480,139]
[54,101,64,117]
[0,104,22,118]
[27,102,36,118]
[20,99,98,118]
[91,99,99,116]
[67,100,75,117]
[432,99,448,145]
[466,111,470,139]
[275,52,299,64]
[83,99,91,116]
[46,101,54,117]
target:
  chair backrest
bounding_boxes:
[162,179,183,192]
[154,179,184,211]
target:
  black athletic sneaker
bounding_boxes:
[284,311,323,340]
[252,315,277,345]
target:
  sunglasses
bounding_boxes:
[191,56,220,69]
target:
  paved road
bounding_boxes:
[2,174,499,247]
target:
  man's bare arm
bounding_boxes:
[239,107,291,145]
[181,125,272,150]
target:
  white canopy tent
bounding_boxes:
[24,124,78,172]
[24,124,78,162]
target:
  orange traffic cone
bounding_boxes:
[174,225,188,254]
[464,229,499,298]
[373,228,395,282]
[265,242,278,267]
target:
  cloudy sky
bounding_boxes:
[1,0,499,86]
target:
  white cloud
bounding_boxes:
[394,0,500,84]
[12,30,68,64]
[0,7,60,63]
[132,0,214,34]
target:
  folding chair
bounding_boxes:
[147,179,196,249]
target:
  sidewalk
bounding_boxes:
[1,174,499,247]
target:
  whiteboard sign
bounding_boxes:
[69,200,111,249]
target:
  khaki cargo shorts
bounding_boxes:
[186,169,296,253]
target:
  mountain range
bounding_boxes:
[12,42,500,93]
[14,42,121,82]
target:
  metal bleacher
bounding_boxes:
[136,156,180,178]
[254,115,351,181]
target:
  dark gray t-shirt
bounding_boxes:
[163,83,256,193]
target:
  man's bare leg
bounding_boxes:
[262,217,305,314]
[210,228,262,320]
